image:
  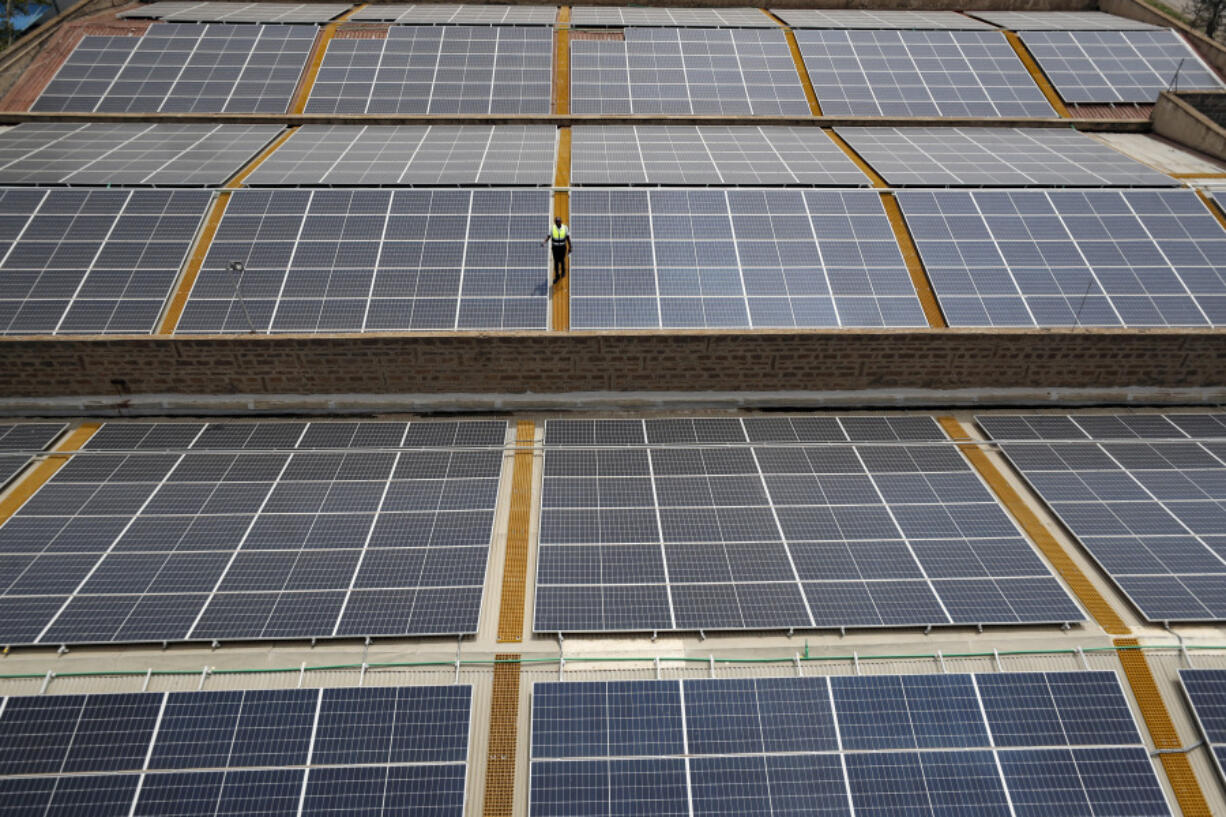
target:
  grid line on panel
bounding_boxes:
[533,417,1082,634]
[970,11,1161,30]
[1020,29,1224,103]
[348,4,558,24]
[897,188,1226,328]
[794,29,1056,118]
[1179,669,1226,788]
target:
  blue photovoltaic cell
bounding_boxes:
[0,684,472,817]
[0,419,506,645]
[978,413,1226,622]
[1180,668,1226,785]
[530,680,684,759]
[535,416,1082,634]
[528,671,1169,817]
[898,189,1226,328]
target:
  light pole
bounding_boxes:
[227,260,257,333]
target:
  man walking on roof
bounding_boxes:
[543,216,571,284]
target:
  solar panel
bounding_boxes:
[570,27,810,115]
[571,126,870,186]
[0,685,471,815]
[0,419,507,645]
[794,30,1056,117]
[971,11,1162,30]
[1021,30,1224,103]
[349,3,557,24]
[243,125,556,186]
[0,123,283,186]
[897,189,1226,327]
[569,188,927,330]
[120,2,351,22]
[570,7,776,26]
[533,416,1082,634]
[176,188,549,333]
[0,187,212,336]
[1180,668,1226,780]
[772,10,996,29]
[978,413,1226,622]
[33,23,317,114]
[305,25,552,114]
[836,127,1178,187]
[530,672,1170,817]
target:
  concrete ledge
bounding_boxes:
[1152,90,1226,162]
[2,329,1224,400]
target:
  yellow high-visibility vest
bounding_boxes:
[551,224,568,243]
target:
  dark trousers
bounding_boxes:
[552,248,567,281]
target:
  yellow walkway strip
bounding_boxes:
[937,416,1130,634]
[1115,637,1212,816]
[1004,31,1070,118]
[289,7,363,116]
[826,128,887,188]
[763,10,821,116]
[0,423,99,526]
[497,421,536,642]
[157,192,232,335]
[482,653,522,817]
[554,7,570,115]
[224,127,297,190]
[881,193,945,328]
[1196,189,1226,232]
[551,128,571,332]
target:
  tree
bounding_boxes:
[1191,0,1226,40]
[0,0,39,49]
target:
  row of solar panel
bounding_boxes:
[32,23,1220,114]
[5,184,1226,334]
[0,685,470,815]
[0,123,1179,188]
[528,672,1176,817]
[116,5,1161,29]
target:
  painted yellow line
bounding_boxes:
[157,191,231,335]
[1115,637,1212,816]
[1196,189,1226,232]
[289,19,344,115]
[552,128,571,333]
[1004,31,1070,118]
[496,421,536,642]
[937,416,1130,635]
[482,653,522,816]
[881,193,946,328]
[225,127,297,189]
[0,422,99,526]
[826,128,887,189]
[763,11,821,116]
[554,7,570,116]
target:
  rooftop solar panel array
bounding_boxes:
[0,420,507,645]
[0,122,283,186]
[972,11,1162,30]
[349,3,558,24]
[533,417,1082,633]
[243,125,556,186]
[570,6,775,26]
[0,423,66,488]
[570,27,810,115]
[176,188,548,333]
[772,9,996,29]
[1180,668,1226,780]
[795,30,1056,117]
[306,25,552,114]
[0,685,471,816]
[569,188,926,329]
[978,413,1226,622]
[837,127,1178,187]
[897,189,1226,327]
[0,187,211,336]
[120,1,351,23]
[571,126,869,185]
[1021,30,1224,103]
[531,671,1171,817]
[32,23,316,114]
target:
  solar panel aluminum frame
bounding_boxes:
[1178,668,1226,786]
[531,418,1086,636]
